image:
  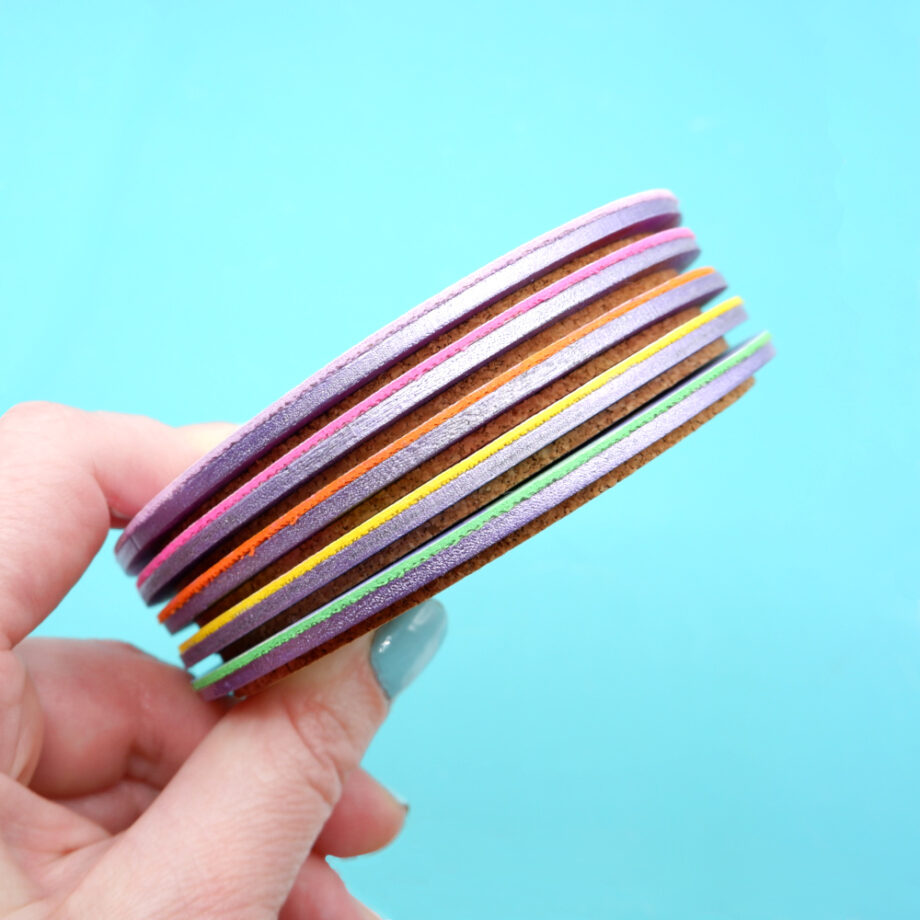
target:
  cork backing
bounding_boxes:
[232,377,754,696]
[154,231,660,560]
[162,255,682,599]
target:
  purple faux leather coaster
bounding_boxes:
[194,336,774,700]
[180,301,746,666]
[115,188,775,698]
[117,190,680,575]
[139,227,698,604]
[164,269,729,634]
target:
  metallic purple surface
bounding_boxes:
[142,230,699,603]
[183,305,748,666]
[118,192,681,575]
[165,270,727,632]
[199,339,774,699]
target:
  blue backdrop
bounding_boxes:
[2,2,918,917]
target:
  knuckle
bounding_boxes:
[96,637,151,660]
[0,400,72,434]
[0,651,27,711]
[276,694,364,811]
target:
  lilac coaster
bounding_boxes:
[164,269,727,633]
[117,190,680,575]
[196,336,774,700]
[180,303,747,666]
[140,228,699,603]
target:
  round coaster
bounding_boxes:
[179,299,748,665]
[237,377,757,698]
[193,333,774,699]
[161,267,727,632]
[139,227,699,603]
[116,189,775,697]
[117,190,681,575]
[211,333,730,660]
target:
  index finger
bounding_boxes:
[0,402,234,649]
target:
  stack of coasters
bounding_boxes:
[117,190,774,699]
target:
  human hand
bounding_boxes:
[0,403,447,919]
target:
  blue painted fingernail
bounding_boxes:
[370,599,447,700]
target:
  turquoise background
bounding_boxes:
[2,2,918,917]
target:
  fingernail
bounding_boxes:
[370,599,447,700]
[387,786,410,814]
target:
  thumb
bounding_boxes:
[65,600,447,920]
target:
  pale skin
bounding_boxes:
[0,402,404,919]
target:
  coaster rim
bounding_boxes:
[116,190,680,574]
[180,301,747,666]
[161,268,728,632]
[138,227,698,603]
[193,333,774,698]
